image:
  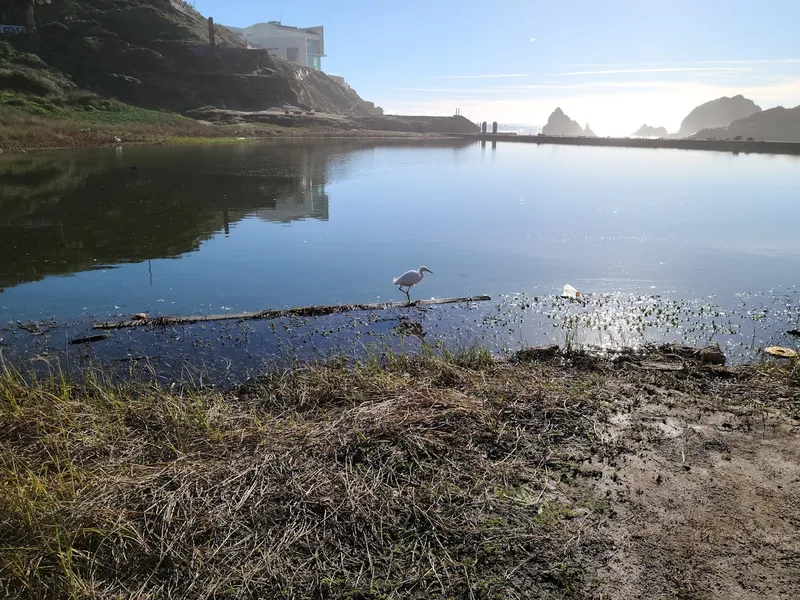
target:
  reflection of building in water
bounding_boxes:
[254,144,331,223]
[254,180,329,224]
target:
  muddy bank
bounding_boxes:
[184,107,481,134]
[0,114,465,153]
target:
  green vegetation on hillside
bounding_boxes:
[0,39,210,148]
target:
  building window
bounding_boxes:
[306,39,320,56]
[310,56,321,70]
[287,47,300,62]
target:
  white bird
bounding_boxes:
[393,266,433,304]
[113,136,122,143]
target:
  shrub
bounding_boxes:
[1,96,27,107]
[0,69,62,95]
[82,36,106,53]
[66,89,104,107]
[0,41,13,59]
[13,52,48,69]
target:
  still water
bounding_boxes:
[1,140,799,326]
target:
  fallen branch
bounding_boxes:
[92,295,492,330]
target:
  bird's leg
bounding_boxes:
[399,286,411,305]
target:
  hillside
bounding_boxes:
[0,0,381,117]
[692,105,800,142]
[677,95,761,137]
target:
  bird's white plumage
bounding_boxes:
[393,266,433,302]
[393,270,422,287]
[393,266,432,287]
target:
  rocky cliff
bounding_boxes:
[677,95,761,137]
[3,0,381,116]
[632,124,668,137]
[542,108,596,136]
[691,105,800,142]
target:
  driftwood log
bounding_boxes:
[93,295,492,330]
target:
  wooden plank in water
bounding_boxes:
[92,295,492,330]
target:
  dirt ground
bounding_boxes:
[587,360,800,600]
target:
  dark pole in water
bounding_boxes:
[492,121,498,134]
[481,122,487,134]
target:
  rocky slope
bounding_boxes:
[2,0,381,116]
[631,124,668,137]
[692,105,800,142]
[542,108,596,136]
[677,95,761,137]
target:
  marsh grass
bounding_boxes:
[0,102,262,152]
[0,350,604,599]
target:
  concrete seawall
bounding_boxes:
[461,134,800,156]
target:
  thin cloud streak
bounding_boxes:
[426,73,529,79]
[499,81,680,90]
[394,87,503,94]
[561,67,754,76]
[395,76,796,94]
[564,59,800,68]
[395,81,679,93]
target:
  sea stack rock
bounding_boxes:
[542,108,585,136]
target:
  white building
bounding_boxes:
[226,22,325,71]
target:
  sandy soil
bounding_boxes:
[590,362,800,600]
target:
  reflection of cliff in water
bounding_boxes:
[0,142,370,289]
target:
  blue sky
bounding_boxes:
[195,0,800,135]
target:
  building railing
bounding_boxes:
[0,25,26,36]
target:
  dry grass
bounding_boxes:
[4,346,796,600]
[0,351,605,600]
